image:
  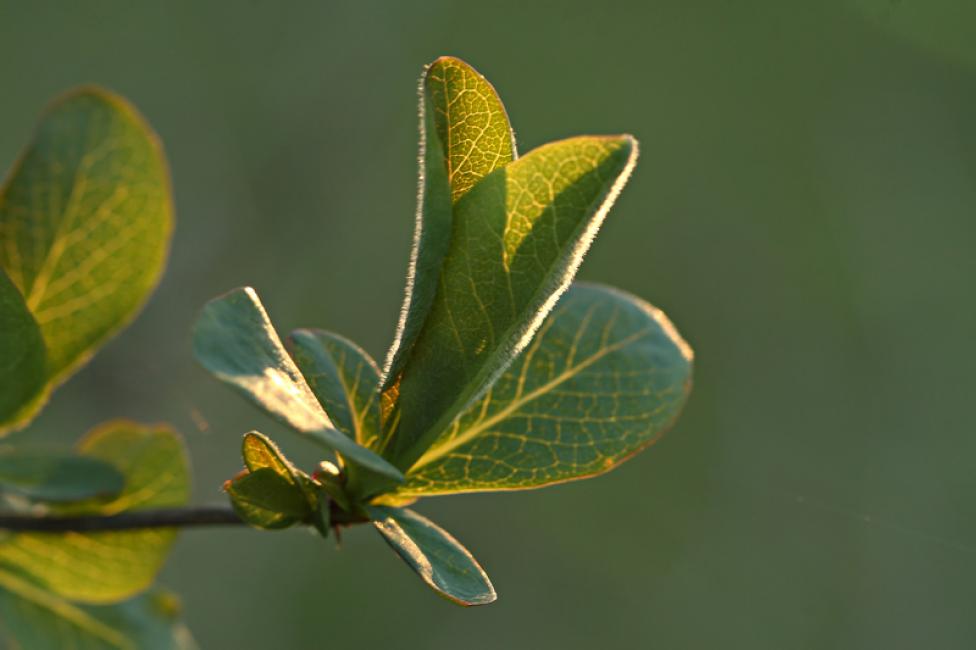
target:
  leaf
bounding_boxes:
[400,283,693,494]
[191,287,403,484]
[0,447,124,502]
[226,468,311,530]
[368,505,495,607]
[0,421,190,603]
[0,88,173,434]
[0,566,196,650]
[382,55,516,391]
[380,135,639,470]
[287,329,381,448]
[0,269,46,430]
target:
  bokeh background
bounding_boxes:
[2,1,975,648]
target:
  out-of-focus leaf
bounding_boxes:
[0,447,124,502]
[0,88,172,434]
[192,287,403,484]
[369,505,495,607]
[288,329,381,447]
[0,269,46,430]
[0,421,189,603]
[380,135,638,471]
[401,283,693,494]
[382,56,516,392]
[0,566,196,650]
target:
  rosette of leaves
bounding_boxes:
[194,56,693,606]
[0,89,195,647]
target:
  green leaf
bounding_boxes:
[382,56,515,391]
[0,421,190,604]
[380,135,639,470]
[191,287,403,484]
[369,505,495,607]
[0,88,173,434]
[240,431,301,479]
[287,329,381,448]
[0,447,124,502]
[0,566,196,650]
[226,468,311,530]
[0,269,46,430]
[400,283,693,494]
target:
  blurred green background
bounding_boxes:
[2,1,975,648]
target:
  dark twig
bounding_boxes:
[0,505,245,533]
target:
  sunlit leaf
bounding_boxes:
[0,447,124,502]
[0,269,46,430]
[226,468,310,530]
[0,88,173,434]
[0,566,196,650]
[288,329,381,447]
[381,135,639,470]
[369,505,495,607]
[0,421,189,603]
[399,283,692,494]
[191,287,403,484]
[382,56,516,391]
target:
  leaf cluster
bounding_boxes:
[194,56,693,605]
[0,90,194,647]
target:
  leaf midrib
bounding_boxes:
[0,566,132,649]
[408,325,651,472]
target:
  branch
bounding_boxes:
[0,505,245,532]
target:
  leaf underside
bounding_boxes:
[0,88,173,434]
[401,283,693,494]
[369,505,496,606]
[191,287,403,484]
[0,421,190,604]
[0,447,124,502]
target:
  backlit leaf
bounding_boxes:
[382,56,515,391]
[0,566,197,650]
[0,269,46,429]
[0,447,124,502]
[0,88,173,433]
[369,505,495,607]
[226,468,310,530]
[191,287,403,484]
[0,421,190,603]
[288,329,381,447]
[400,283,692,494]
[381,135,638,470]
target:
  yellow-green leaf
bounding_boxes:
[382,56,516,392]
[369,505,495,607]
[0,566,197,650]
[0,269,46,428]
[381,135,638,471]
[401,283,692,494]
[0,88,173,433]
[241,430,301,479]
[226,468,311,530]
[0,421,190,604]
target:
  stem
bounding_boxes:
[0,506,244,533]
[0,502,371,533]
